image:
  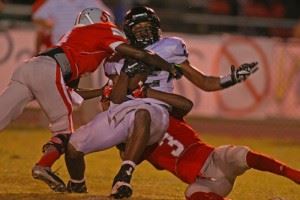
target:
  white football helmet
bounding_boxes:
[75,7,112,25]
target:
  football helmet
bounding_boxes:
[123,6,161,48]
[75,7,112,25]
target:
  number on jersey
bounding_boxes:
[159,132,184,157]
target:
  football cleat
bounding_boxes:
[67,180,87,193]
[111,181,132,199]
[110,163,134,199]
[32,165,66,192]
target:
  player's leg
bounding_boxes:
[246,150,300,184]
[184,172,234,199]
[122,109,151,162]
[184,145,245,199]
[0,60,38,131]
[30,58,72,191]
[215,144,300,184]
[64,144,87,193]
[111,103,169,198]
[65,110,129,193]
[111,109,151,199]
[0,80,33,131]
[31,134,70,192]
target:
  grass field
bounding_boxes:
[0,127,300,200]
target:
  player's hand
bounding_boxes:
[220,62,258,88]
[167,64,183,82]
[232,62,258,83]
[121,58,150,77]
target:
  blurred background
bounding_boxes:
[1,0,300,139]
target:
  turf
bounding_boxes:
[0,128,299,200]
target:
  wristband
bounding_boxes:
[220,74,235,88]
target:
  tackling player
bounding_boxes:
[127,116,300,200]
[0,7,181,192]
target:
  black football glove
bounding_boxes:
[220,62,258,88]
[121,58,151,77]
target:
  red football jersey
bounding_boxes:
[57,22,127,81]
[146,117,214,184]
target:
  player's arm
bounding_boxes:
[180,60,258,91]
[66,78,102,100]
[110,72,129,104]
[110,70,193,117]
[74,88,103,100]
[74,73,119,100]
[180,60,222,91]
[128,77,193,118]
[115,43,182,79]
[146,88,193,118]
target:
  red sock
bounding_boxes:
[246,151,300,184]
[36,149,61,167]
[186,192,226,200]
[284,166,300,184]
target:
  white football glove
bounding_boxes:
[220,62,258,88]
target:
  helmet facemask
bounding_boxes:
[124,7,161,48]
[131,21,160,48]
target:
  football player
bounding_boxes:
[0,7,181,192]
[64,69,193,197]
[114,6,300,200]
[119,115,300,200]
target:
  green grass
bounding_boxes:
[0,128,299,200]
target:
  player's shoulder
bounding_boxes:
[154,36,188,60]
[159,36,186,46]
[156,37,188,54]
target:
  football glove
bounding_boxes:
[130,81,149,98]
[167,64,183,82]
[121,57,151,77]
[220,62,258,88]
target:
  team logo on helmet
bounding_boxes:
[75,7,112,25]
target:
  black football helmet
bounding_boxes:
[123,6,161,48]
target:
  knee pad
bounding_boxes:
[186,192,226,200]
[227,145,250,169]
[42,134,71,154]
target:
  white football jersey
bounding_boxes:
[104,36,188,106]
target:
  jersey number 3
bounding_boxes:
[159,132,184,157]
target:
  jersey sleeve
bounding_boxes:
[104,59,124,76]
[102,26,127,52]
[149,37,189,64]
[170,37,189,64]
